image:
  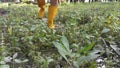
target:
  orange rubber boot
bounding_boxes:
[48,5,58,29]
[37,0,45,18]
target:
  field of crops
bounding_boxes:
[0,2,120,68]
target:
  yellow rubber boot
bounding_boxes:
[37,0,45,18]
[48,5,58,29]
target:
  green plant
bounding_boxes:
[0,2,120,67]
[53,35,72,64]
[53,35,100,67]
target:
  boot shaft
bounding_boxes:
[47,5,58,29]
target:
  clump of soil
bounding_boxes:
[0,8,9,16]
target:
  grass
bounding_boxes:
[0,2,120,68]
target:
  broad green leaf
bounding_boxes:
[73,61,79,68]
[4,56,12,62]
[77,56,87,64]
[14,59,22,63]
[110,45,120,55]
[84,42,95,52]
[13,53,18,59]
[0,65,10,68]
[79,42,95,54]
[53,42,70,64]
[101,28,110,33]
[53,42,68,55]
[41,61,48,68]
[22,59,29,63]
[89,50,100,59]
[30,25,36,31]
[0,61,6,65]
[61,35,70,52]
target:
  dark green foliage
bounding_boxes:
[0,2,120,68]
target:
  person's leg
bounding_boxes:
[37,0,45,18]
[48,0,58,28]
